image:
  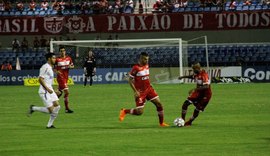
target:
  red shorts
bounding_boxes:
[188,88,212,111]
[135,86,158,108]
[57,77,68,91]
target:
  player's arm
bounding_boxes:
[83,61,87,75]
[53,61,62,75]
[93,58,97,73]
[38,77,53,94]
[128,76,140,98]
[69,58,75,69]
[69,63,74,69]
[53,68,61,75]
[178,75,194,80]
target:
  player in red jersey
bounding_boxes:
[119,52,169,127]
[178,62,212,126]
[55,46,74,113]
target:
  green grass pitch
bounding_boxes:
[0,83,269,156]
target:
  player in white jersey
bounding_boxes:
[27,53,61,129]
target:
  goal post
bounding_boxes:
[186,35,209,71]
[49,38,207,84]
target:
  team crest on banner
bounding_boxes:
[65,15,85,33]
[44,17,64,34]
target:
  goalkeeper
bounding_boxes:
[83,50,96,86]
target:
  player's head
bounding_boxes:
[59,46,66,57]
[139,52,149,65]
[192,62,201,74]
[88,50,93,57]
[45,52,56,65]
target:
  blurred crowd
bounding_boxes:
[0,0,268,15]
[0,0,136,14]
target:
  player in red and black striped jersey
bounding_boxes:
[55,46,74,113]
[119,52,169,127]
[178,62,212,126]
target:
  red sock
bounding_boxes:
[124,109,130,114]
[125,108,140,115]
[157,106,164,124]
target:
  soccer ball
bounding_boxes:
[173,117,185,127]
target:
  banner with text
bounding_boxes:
[0,11,269,35]
[242,66,270,82]
[0,66,249,85]
[0,68,130,85]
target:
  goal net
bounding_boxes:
[50,38,208,84]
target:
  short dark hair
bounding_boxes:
[59,46,65,51]
[192,62,201,69]
[45,52,56,60]
[140,52,149,57]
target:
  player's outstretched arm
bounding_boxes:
[69,64,74,69]
[178,75,193,80]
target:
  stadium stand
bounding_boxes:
[0,0,269,16]
[0,43,269,69]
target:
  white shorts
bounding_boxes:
[39,91,59,108]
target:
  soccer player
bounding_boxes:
[178,62,212,126]
[55,46,74,113]
[119,52,169,127]
[83,50,96,86]
[28,52,61,129]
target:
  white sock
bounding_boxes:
[32,106,49,113]
[47,105,60,127]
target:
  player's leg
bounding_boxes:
[185,108,200,126]
[120,106,144,121]
[148,88,169,126]
[58,80,73,113]
[63,89,73,113]
[90,75,93,86]
[47,100,61,128]
[31,105,50,113]
[84,75,88,86]
[182,89,199,121]
[28,93,52,116]
[89,71,93,86]
[181,100,192,121]
[185,92,212,126]
[151,98,169,127]
[119,95,146,122]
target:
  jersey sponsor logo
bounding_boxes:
[142,76,149,80]
[136,69,149,76]
[196,79,203,85]
[57,61,70,66]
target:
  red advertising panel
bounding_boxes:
[0,11,269,35]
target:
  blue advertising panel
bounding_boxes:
[242,66,270,82]
[69,68,130,84]
[0,68,130,85]
[0,70,39,85]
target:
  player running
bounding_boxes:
[55,46,74,113]
[28,53,61,129]
[119,52,169,127]
[178,62,212,126]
